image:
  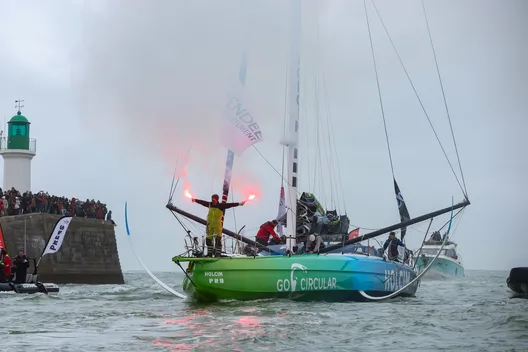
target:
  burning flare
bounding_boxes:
[185,190,193,199]
[248,194,255,201]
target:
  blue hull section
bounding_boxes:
[415,256,464,278]
[333,254,419,298]
[258,245,419,298]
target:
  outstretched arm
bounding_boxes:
[220,201,245,210]
[192,199,210,208]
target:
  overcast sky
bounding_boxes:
[0,0,526,272]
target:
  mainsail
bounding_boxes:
[220,52,262,227]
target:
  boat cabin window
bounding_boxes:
[420,248,457,259]
[445,249,457,259]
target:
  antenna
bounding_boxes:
[15,99,25,112]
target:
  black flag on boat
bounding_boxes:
[394,178,411,240]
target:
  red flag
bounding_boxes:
[0,224,6,251]
[348,228,360,240]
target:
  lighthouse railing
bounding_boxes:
[0,137,37,152]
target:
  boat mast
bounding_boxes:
[284,0,302,251]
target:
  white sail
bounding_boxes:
[221,79,264,156]
[276,186,286,235]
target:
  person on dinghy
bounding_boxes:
[255,220,282,247]
[0,248,12,283]
[191,194,246,257]
[383,232,406,262]
[12,250,30,284]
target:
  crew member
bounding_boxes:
[0,247,12,283]
[255,220,282,246]
[192,194,245,257]
[306,234,323,254]
[12,250,30,284]
[383,231,406,262]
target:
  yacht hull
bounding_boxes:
[175,254,419,302]
[415,255,464,278]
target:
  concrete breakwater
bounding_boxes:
[0,213,124,284]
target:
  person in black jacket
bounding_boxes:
[383,232,406,262]
[12,250,30,284]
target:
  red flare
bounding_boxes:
[248,194,255,201]
[185,190,193,199]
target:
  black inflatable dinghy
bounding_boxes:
[0,281,59,294]
[506,267,528,297]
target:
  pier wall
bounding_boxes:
[0,213,124,284]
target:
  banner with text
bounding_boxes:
[40,216,73,258]
[221,81,264,155]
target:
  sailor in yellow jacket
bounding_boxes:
[192,194,246,257]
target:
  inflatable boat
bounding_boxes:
[507,267,528,297]
[0,281,59,294]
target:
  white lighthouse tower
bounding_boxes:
[0,100,36,193]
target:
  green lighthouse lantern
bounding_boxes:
[7,110,31,150]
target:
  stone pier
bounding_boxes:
[0,213,124,284]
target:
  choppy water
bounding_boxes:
[2,270,527,352]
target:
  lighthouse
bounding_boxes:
[0,101,36,193]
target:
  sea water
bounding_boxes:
[2,270,527,352]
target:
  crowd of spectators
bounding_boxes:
[0,187,113,222]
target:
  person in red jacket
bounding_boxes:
[0,247,12,283]
[255,220,282,246]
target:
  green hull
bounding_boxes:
[174,254,419,302]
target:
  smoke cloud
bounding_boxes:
[71,0,297,179]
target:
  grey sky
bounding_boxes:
[0,0,526,272]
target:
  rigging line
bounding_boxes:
[317,70,336,210]
[321,76,341,213]
[313,73,320,195]
[421,0,468,198]
[412,218,433,269]
[364,0,395,178]
[281,54,289,184]
[321,71,347,214]
[321,71,346,214]
[300,67,312,192]
[314,70,327,206]
[169,143,194,201]
[170,210,193,235]
[314,18,332,209]
[251,144,302,198]
[168,157,179,203]
[369,0,465,197]
[435,206,465,233]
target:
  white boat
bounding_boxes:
[414,231,464,278]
